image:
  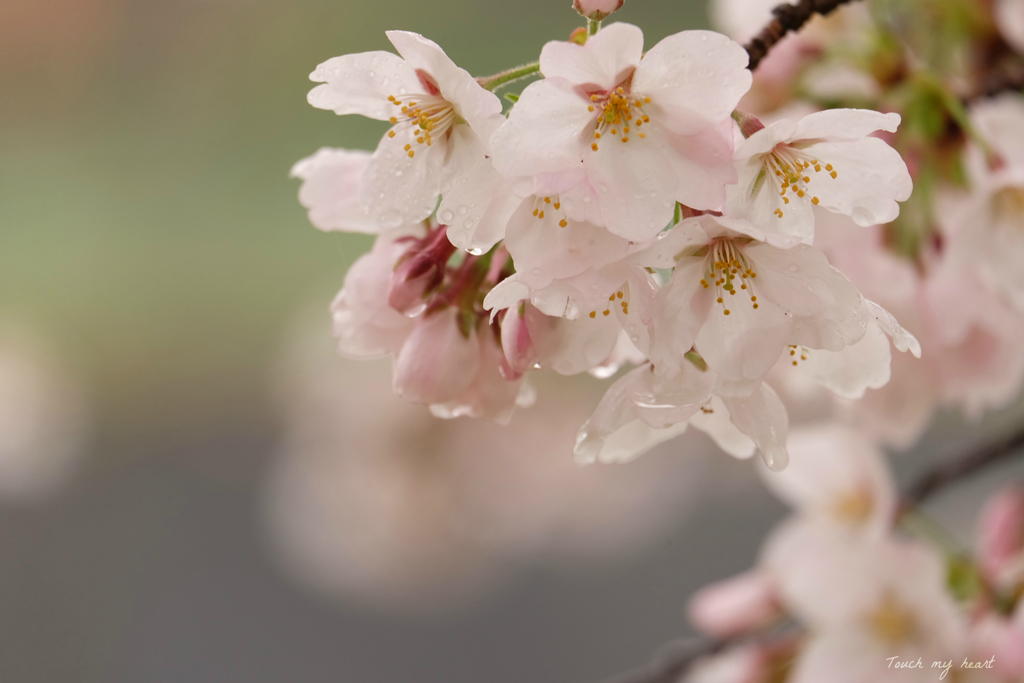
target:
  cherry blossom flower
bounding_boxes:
[330,234,420,360]
[726,109,912,242]
[948,95,1024,312]
[290,148,380,234]
[758,423,897,537]
[490,23,751,240]
[764,527,966,683]
[308,31,504,229]
[648,214,870,385]
[483,238,660,362]
[573,360,791,470]
[497,302,622,377]
[814,217,1024,448]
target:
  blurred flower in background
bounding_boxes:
[0,320,89,504]
[263,311,722,614]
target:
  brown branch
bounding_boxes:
[745,0,863,71]
[597,426,1024,683]
[970,62,1024,102]
[905,428,1024,503]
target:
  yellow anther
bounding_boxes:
[830,170,838,179]
[589,311,596,318]
[387,131,396,138]
[724,309,731,315]
[603,310,610,316]
[538,210,545,219]
[559,219,568,228]
[407,150,415,158]
[812,197,820,205]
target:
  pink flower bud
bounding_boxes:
[500,307,538,376]
[387,226,456,315]
[572,0,623,21]
[687,570,782,638]
[976,485,1024,587]
[393,309,481,405]
[388,254,444,315]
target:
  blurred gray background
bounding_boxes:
[2,0,1022,681]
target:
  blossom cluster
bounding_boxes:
[683,424,1024,683]
[292,3,921,472]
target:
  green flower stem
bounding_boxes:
[478,62,541,92]
[588,18,601,35]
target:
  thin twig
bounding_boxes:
[598,426,1024,683]
[905,428,1024,503]
[970,62,1024,101]
[745,0,863,71]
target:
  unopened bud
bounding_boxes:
[388,253,444,315]
[393,309,481,405]
[976,485,1024,588]
[731,110,765,139]
[687,570,782,638]
[572,0,623,21]
[569,27,589,45]
[386,226,456,315]
[500,305,538,376]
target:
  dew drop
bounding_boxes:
[438,209,455,223]
[457,205,468,216]
[468,247,484,256]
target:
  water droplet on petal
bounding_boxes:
[457,205,468,216]
[439,209,454,223]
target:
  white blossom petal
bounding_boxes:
[539,22,643,89]
[632,30,752,137]
[308,51,421,119]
